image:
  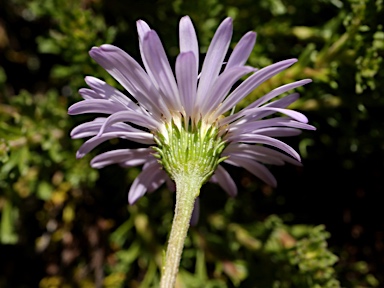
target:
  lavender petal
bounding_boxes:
[136,20,157,85]
[213,59,298,118]
[190,198,200,226]
[196,18,233,111]
[226,133,301,161]
[224,143,302,166]
[142,31,182,112]
[179,16,199,70]
[201,66,255,115]
[68,99,126,115]
[225,31,257,71]
[221,93,302,126]
[211,165,238,197]
[128,160,164,204]
[71,118,147,139]
[176,52,197,117]
[84,76,139,110]
[79,88,102,100]
[264,93,301,109]
[225,156,277,187]
[229,117,316,136]
[98,110,160,135]
[252,127,302,137]
[242,106,309,123]
[248,79,312,109]
[90,148,152,169]
[77,131,154,158]
[223,146,285,166]
[89,45,164,118]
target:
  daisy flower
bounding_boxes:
[68,16,315,287]
[69,16,314,203]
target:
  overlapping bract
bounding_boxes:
[68,16,315,204]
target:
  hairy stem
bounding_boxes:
[160,175,200,288]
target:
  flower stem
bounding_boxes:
[160,175,201,288]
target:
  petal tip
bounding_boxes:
[136,20,148,33]
[67,106,75,115]
[84,75,92,83]
[89,46,100,57]
[76,151,85,159]
[128,197,136,205]
[224,17,233,24]
[100,44,114,50]
[180,15,191,22]
[128,191,142,205]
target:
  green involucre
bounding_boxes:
[153,118,227,190]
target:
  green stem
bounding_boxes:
[160,175,201,288]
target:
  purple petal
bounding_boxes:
[251,145,302,166]
[77,135,115,158]
[76,131,154,158]
[213,59,298,118]
[98,110,160,135]
[196,18,233,111]
[89,45,165,119]
[211,165,237,197]
[253,127,302,137]
[225,155,277,187]
[166,177,176,192]
[142,30,182,111]
[223,146,285,166]
[190,197,200,226]
[131,157,169,189]
[244,93,307,122]
[224,143,302,166]
[71,118,145,139]
[225,31,257,71]
[247,79,312,109]
[201,66,255,115]
[264,93,301,108]
[128,160,165,204]
[90,148,152,169]
[229,117,315,135]
[136,20,159,88]
[226,133,301,161]
[137,20,151,41]
[222,93,303,125]
[79,88,102,100]
[146,169,169,193]
[68,99,126,115]
[120,158,149,168]
[84,76,139,110]
[179,16,199,70]
[136,20,151,53]
[71,118,106,138]
[176,52,198,117]
[243,107,309,123]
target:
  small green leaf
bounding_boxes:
[0,199,19,244]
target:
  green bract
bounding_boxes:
[154,117,227,189]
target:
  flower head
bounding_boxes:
[68,16,315,204]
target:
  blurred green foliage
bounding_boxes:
[0,0,383,287]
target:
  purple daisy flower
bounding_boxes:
[68,16,315,204]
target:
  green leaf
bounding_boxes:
[0,199,19,244]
